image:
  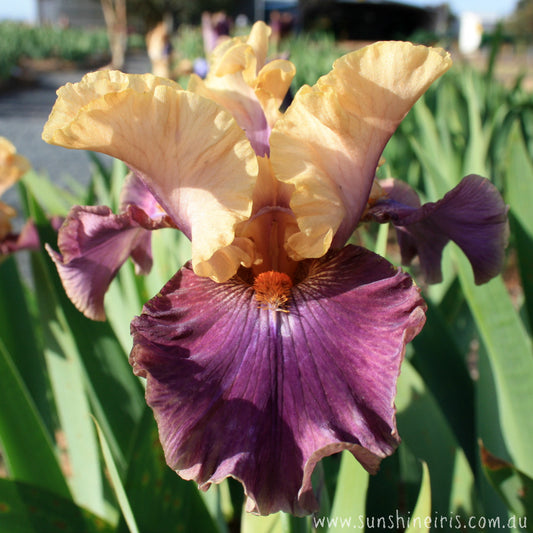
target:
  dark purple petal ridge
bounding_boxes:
[366,175,509,284]
[130,245,426,516]
[46,204,173,321]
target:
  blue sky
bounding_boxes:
[1,0,36,21]
[0,0,518,22]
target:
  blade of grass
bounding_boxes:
[374,222,389,258]
[504,122,533,331]
[0,478,114,533]
[410,299,476,468]
[455,248,533,478]
[21,171,79,216]
[0,256,54,435]
[93,417,139,533]
[27,187,145,477]
[396,359,477,516]
[0,338,70,499]
[326,451,369,533]
[480,442,533,527]
[28,207,107,518]
[461,70,490,176]
[405,462,432,533]
[241,512,283,533]
[116,407,219,533]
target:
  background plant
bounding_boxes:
[0,22,146,82]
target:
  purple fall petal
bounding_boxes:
[119,173,164,219]
[366,175,509,284]
[0,220,40,255]
[119,174,170,274]
[130,245,426,516]
[46,204,173,321]
[129,230,153,276]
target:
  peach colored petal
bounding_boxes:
[42,71,181,139]
[188,22,294,153]
[0,137,31,197]
[211,39,254,77]
[246,20,270,74]
[251,156,293,213]
[194,236,258,281]
[270,41,452,261]
[229,156,297,276]
[255,59,296,127]
[188,68,269,155]
[208,20,269,81]
[42,70,258,282]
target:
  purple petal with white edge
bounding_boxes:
[46,204,174,321]
[366,175,509,284]
[130,245,426,516]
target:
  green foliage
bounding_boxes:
[1,31,533,533]
[0,22,109,80]
[481,443,533,528]
[278,31,346,91]
[171,24,205,62]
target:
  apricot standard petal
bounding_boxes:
[270,41,452,260]
[42,70,258,282]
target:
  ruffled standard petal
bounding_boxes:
[46,205,173,321]
[130,245,426,516]
[270,41,452,261]
[365,176,509,284]
[188,21,295,156]
[42,70,258,282]
[254,59,296,128]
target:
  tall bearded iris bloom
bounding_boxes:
[42,23,508,516]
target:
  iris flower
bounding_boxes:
[0,137,39,255]
[42,23,508,515]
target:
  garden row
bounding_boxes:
[0,22,146,83]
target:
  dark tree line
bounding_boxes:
[126,0,242,27]
[506,0,533,41]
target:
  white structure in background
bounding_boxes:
[458,11,483,54]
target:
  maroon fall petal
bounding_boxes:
[130,245,426,516]
[366,175,509,284]
[46,204,172,321]
[0,220,40,255]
